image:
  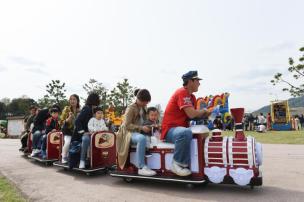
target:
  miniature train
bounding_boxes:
[21,107,263,188]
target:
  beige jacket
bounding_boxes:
[116,102,147,169]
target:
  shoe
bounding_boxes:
[19,147,25,152]
[138,166,156,176]
[30,149,41,157]
[145,151,152,158]
[171,161,191,176]
[24,148,29,153]
[61,157,68,164]
[79,160,85,169]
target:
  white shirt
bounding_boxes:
[258,115,266,124]
[88,117,108,133]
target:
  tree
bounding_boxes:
[7,98,37,116]
[0,98,10,106]
[83,79,108,108]
[108,78,136,115]
[271,47,304,97]
[0,102,6,119]
[38,80,68,109]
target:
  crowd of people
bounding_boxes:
[18,70,304,178]
[20,70,212,177]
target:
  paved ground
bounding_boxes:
[1,139,304,202]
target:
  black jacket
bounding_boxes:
[32,108,50,133]
[72,105,93,142]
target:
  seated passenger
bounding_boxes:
[30,104,60,157]
[41,107,60,159]
[60,94,81,164]
[142,107,161,157]
[116,89,156,176]
[71,93,100,169]
[20,105,37,152]
[88,107,108,133]
[161,70,211,176]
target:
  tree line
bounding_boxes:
[0,78,135,119]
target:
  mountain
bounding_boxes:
[252,96,304,115]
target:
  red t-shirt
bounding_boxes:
[161,87,196,140]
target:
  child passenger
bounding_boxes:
[79,107,108,169]
[41,107,60,159]
[88,107,108,133]
[142,107,161,157]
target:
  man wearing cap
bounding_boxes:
[161,70,211,176]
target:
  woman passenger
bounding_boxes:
[116,89,156,176]
[59,94,80,164]
[72,93,100,169]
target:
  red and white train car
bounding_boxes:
[111,108,263,188]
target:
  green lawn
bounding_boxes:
[222,130,304,144]
[0,176,26,202]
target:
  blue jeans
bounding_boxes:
[32,130,44,150]
[166,127,192,165]
[41,134,47,152]
[131,133,146,168]
[80,134,91,161]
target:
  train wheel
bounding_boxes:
[186,184,195,189]
[123,177,134,183]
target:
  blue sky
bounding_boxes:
[0,0,303,112]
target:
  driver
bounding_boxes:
[161,70,211,176]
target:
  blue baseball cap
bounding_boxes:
[182,70,202,82]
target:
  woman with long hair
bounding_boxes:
[59,94,81,164]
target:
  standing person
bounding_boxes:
[258,113,266,126]
[161,70,211,176]
[59,94,81,164]
[20,105,37,151]
[213,115,223,130]
[248,114,254,131]
[30,104,61,157]
[267,112,272,130]
[295,115,300,131]
[71,93,100,169]
[116,89,156,176]
[299,114,304,130]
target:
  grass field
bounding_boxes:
[222,130,304,144]
[0,176,26,202]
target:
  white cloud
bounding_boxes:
[0,64,7,72]
[25,67,49,76]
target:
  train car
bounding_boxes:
[53,131,116,175]
[111,108,263,188]
[28,131,62,165]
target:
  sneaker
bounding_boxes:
[30,149,41,157]
[171,161,191,176]
[79,160,85,169]
[138,166,156,176]
[145,151,152,158]
[61,157,68,164]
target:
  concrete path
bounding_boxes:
[1,139,304,202]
